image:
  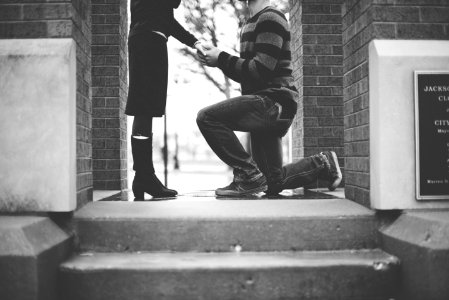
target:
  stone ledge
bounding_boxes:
[369,40,449,210]
[0,216,72,300]
[0,38,77,212]
[381,211,449,300]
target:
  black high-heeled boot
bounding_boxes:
[131,136,178,200]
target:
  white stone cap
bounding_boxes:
[0,38,75,57]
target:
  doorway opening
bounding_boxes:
[125,0,293,195]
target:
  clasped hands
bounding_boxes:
[194,42,221,68]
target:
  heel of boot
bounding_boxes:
[132,181,145,200]
[133,190,144,200]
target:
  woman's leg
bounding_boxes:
[131,116,154,174]
[130,116,177,199]
[132,115,152,138]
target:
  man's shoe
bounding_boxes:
[321,151,342,191]
[216,176,268,197]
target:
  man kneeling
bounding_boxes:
[197,0,342,196]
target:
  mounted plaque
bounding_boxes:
[414,71,449,200]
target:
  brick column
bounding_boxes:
[342,0,449,207]
[288,0,303,160]
[289,0,344,187]
[91,0,128,190]
[0,0,92,209]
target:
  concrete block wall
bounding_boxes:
[0,0,92,209]
[342,0,449,207]
[91,0,128,190]
[289,0,344,187]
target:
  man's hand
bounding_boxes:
[199,45,221,68]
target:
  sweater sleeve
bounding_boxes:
[217,11,288,84]
[170,18,198,48]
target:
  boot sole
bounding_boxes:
[133,187,177,200]
[134,195,177,201]
[328,151,342,191]
[215,184,268,197]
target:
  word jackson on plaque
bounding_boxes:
[414,71,449,200]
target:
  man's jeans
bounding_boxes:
[197,94,326,188]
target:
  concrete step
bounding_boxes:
[60,249,399,300]
[75,198,378,252]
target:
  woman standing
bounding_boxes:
[127,0,203,199]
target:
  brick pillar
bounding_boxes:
[289,0,344,187]
[342,0,449,207]
[0,1,92,209]
[91,0,128,190]
[288,0,304,160]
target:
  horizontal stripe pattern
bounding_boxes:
[217,6,294,94]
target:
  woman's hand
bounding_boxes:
[194,41,206,57]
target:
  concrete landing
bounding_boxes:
[95,188,344,201]
[75,197,378,252]
[78,196,369,219]
[60,249,399,300]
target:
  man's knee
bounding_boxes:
[196,107,209,126]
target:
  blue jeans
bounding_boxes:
[197,94,326,188]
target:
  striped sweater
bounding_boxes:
[217,6,297,116]
[218,6,298,118]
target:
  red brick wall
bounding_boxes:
[0,0,93,208]
[91,0,128,190]
[289,0,344,188]
[342,0,449,207]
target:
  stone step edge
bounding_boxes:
[75,214,378,252]
[74,199,375,220]
[61,249,399,272]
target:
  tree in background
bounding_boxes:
[175,0,289,156]
[179,0,288,98]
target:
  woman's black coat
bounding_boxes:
[126,0,197,117]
